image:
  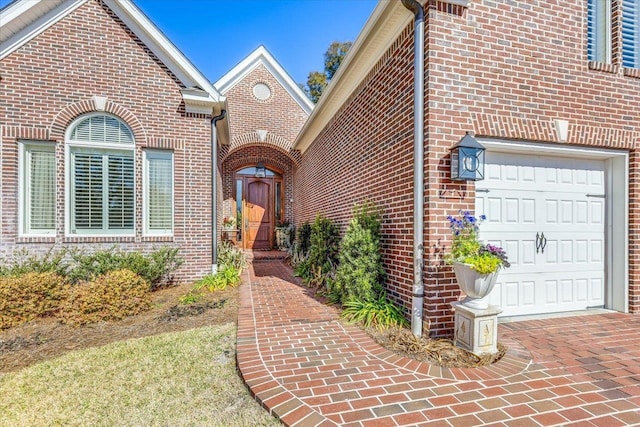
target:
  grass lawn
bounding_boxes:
[0,322,280,426]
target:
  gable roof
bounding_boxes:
[0,0,225,113]
[215,45,314,116]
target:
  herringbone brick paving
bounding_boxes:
[236,261,640,426]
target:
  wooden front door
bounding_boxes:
[245,178,272,249]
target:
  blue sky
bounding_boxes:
[134,0,378,85]
[0,0,377,85]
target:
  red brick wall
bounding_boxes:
[294,25,417,315]
[223,64,308,153]
[0,0,214,282]
[296,1,640,337]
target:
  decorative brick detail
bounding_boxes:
[49,98,147,143]
[623,67,640,79]
[472,114,556,142]
[588,61,618,74]
[1,125,51,140]
[144,137,186,150]
[223,138,300,167]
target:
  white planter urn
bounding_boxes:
[452,261,499,310]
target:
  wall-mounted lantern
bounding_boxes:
[255,162,266,178]
[450,132,486,181]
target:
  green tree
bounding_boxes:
[324,41,352,80]
[306,71,327,104]
[303,41,352,103]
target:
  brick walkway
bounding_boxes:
[236,261,640,426]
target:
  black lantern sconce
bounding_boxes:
[450,132,486,181]
[254,162,266,178]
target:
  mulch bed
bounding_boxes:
[366,326,507,368]
[0,284,238,373]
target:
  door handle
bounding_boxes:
[536,232,547,254]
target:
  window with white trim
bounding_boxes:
[20,142,56,236]
[66,114,135,235]
[622,0,640,68]
[143,150,174,235]
[587,0,612,63]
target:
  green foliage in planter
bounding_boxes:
[57,269,152,326]
[307,215,340,288]
[0,248,68,277]
[460,253,503,275]
[0,272,68,329]
[332,201,384,303]
[68,246,182,290]
[341,295,409,331]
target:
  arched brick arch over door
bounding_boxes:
[222,144,296,248]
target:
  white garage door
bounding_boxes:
[476,152,606,317]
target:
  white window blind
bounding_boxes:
[108,155,135,230]
[21,143,56,235]
[144,150,173,235]
[622,0,640,68]
[587,0,612,63]
[71,115,133,144]
[67,114,135,235]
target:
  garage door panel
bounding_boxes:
[477,152,606,318]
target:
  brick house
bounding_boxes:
[0,0,228,281]
[2,0,639,337]
[293,0,639,336]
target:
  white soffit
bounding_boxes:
[293,0,414,153]
[215,45,314,116]
[0,0,85,60]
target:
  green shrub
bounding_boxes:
[296,222,312,254]
[178,291,203,305]
[306,215,340,287]
[194,265,240,293]
[0,248,68,277]
[341,296,409,331]
[332,201,384,303]
[57,269,152,326]
[218,241,247,271]
[0,272,68,329]
[68,246,182,290]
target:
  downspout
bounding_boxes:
[211,109,227,274]
[401,0,425,337]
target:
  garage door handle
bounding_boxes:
[536,232,547,254]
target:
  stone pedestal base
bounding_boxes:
[451,302,502,356]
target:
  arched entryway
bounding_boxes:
[234,164,284,249]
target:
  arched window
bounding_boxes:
[66,114,135,235]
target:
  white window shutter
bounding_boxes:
[587,0,612,63]
[622,0,640,68]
